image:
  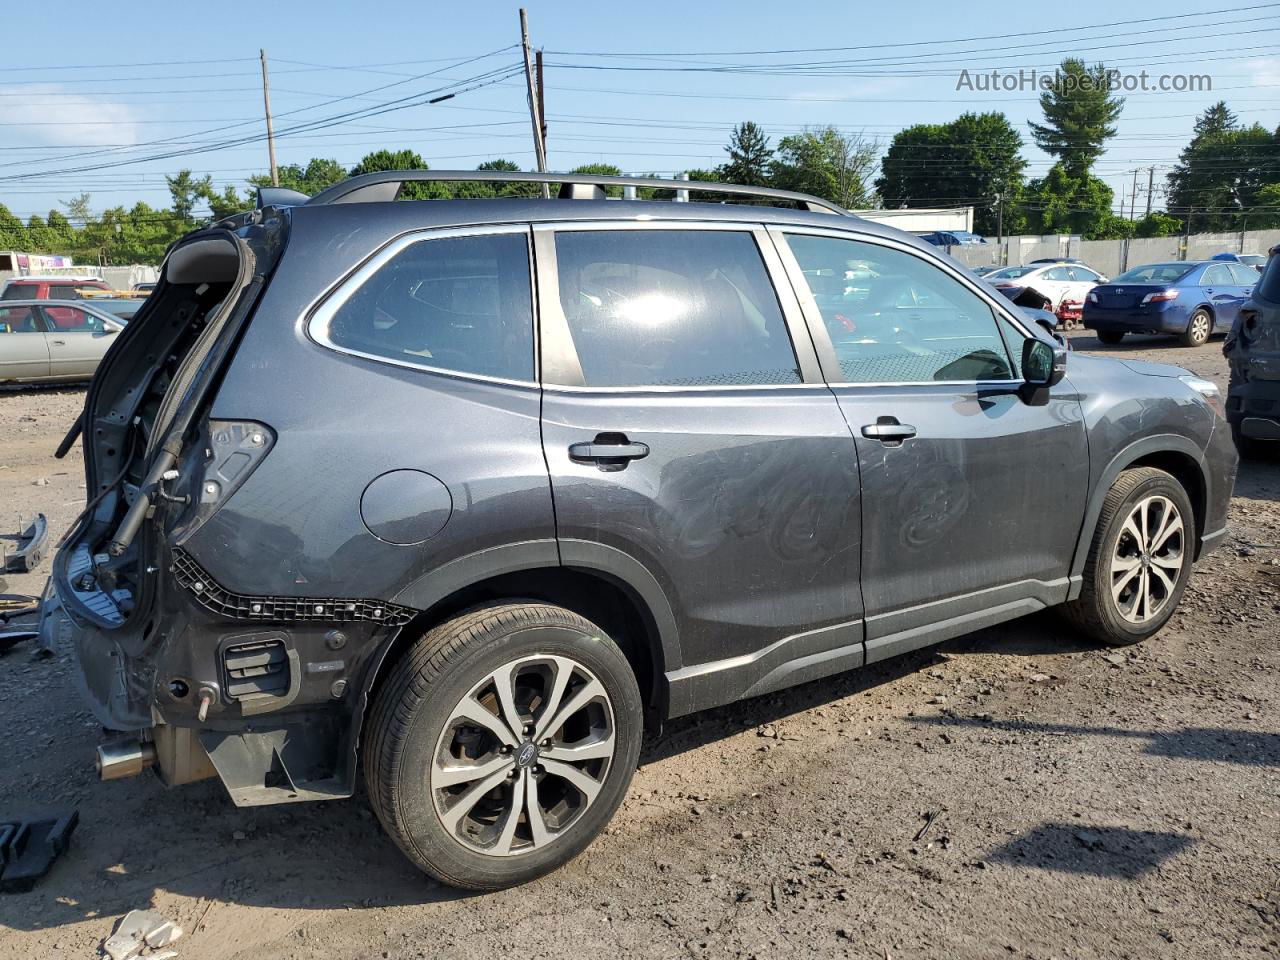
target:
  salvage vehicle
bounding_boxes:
[1084,260,1258,347]
[984,262,1106,314]
[1224,245,1280,458]
[0,299,124,383]
[46,171,1236,890]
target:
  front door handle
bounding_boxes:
[569,435,650,466]
[861,418,917,443]
[50,339,66,345]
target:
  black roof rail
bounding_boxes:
[302,169,849,215]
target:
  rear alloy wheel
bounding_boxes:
[1096,330,1125,345]
[365,603,643,890]
[1063,467,1194,646]
[1181,309,1212,347]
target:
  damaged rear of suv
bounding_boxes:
[1225,244,1280,459]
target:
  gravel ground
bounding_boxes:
[0,333,1277,960]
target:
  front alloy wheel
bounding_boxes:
[365,603,642,889]
[1063,466,1195,645]
[1109,495,1185,625]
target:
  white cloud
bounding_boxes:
[1242,57,1280,90]
[0,83,141,147]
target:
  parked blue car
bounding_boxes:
[1083,260,1259,347]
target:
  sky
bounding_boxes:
[1,0,1277,225]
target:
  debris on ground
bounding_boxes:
[2,513,48,574]
[0,809,79,893]
[102,909,184,960]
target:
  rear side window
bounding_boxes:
[784,233,1014,384]
[0,305,43,333]
[553,230,800,388]
[323,232,534,381]
[1200,264,1232,286]
[50,284,86,299]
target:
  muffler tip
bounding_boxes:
[96,738,157,781]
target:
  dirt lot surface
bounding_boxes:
[1,333,1277,960]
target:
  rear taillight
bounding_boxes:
[994,282,1017,289]
[1141,289,1179,305]
[1240,310,1260,343]
[1087,291,1098,303]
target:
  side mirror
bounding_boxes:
[104,323,121,334]
[1022,338,1067,388]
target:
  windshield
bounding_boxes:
[988,266,1037,280]
[1112,263,1194,284]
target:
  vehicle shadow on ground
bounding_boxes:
[911,714,1280,768]
[0,611,1145,933]
[986,823,1194,880]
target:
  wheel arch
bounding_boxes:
[1067,434,1210,598]
[352,542,679,774]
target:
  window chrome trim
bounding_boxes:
[305,223,540,387]
[533,219,820,390]
[767,223,1036,388]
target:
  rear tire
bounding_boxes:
[1181,309,1212,347]
[1096,330,1125,345]
[364,602,643,890]
[1062,467,1195,646]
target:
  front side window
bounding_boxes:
[1042,266,1072,281]
[553,230,800,388]
[42,306,104,332]
[323,232,534,381]
[1228,263,1259,286]
[784,233,1015,384]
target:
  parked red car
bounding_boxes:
[1,276,110,301]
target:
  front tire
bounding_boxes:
[1062,467,1195,646]
[1181,309,1212,347]
[1096,330,1125,345]
[364,603,643,890]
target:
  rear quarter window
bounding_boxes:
[1,284,36,300]
[318,231,535,382]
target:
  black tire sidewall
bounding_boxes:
[1089,473,1195,644]
[382,617,642,889]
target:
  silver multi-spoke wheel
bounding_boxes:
[1110,494,1185,624]
[431,654,616,858]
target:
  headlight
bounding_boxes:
[1179,374,1224,418]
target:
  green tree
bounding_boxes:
[248,157,347,198]
[166,169,205,223]
[201,184,244,220]
[1193,101,1238,140]
[0,203,30,249]
[349,149,443,199]
[44,210,78,250]
[62,193,92,223]
[1166,121,1279,231]
[876,112,1027,235]
[1254,183,1280,229]
[720,121,773,187]
[771,127,878,208]
[1133,211,1184,238]
[568,162,625,197]
[1022,163,1115,238]
[1028,59,1124,178]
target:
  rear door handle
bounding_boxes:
[861,419,917,443]
[50,339,66,345]
[569,436,650,464]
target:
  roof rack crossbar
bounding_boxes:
[301,170,848,215]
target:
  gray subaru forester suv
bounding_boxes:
[44,171,1236,890]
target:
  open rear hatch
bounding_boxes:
[50,213,286,727]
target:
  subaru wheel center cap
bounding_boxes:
[515,741,539,768]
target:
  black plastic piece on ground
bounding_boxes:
[0,810,79,892]
[4,515,49,574]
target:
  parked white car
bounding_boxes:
[0,299,124,383]
[984,262,1108,311]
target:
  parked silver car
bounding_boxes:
[0,299,124,383]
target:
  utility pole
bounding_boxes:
[519,9,549,198]
[1145,166,1155,218]
[259,49,279,188]
[1128,168,1139,221]
[536,49,547,157]
[995,192,1004,246]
